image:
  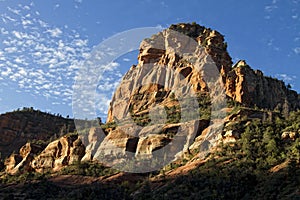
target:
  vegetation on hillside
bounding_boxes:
[0,105,299,199]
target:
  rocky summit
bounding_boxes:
[101,23,300,170]
[1,23,300,199]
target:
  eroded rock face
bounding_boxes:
[107,23,231,123]
[5,134,86,174]
[102,24,228,164]
[225,60,300,111]
[5,143,43,175]
[4,23,300,174]
[31,134,85,172]
[101,23,299,166]
[94,124,140,161]
[4,154,22,174]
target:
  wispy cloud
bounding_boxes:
[294,47,300,54]
[45,27,63,37]
[275,73,297,84]
[0,3,91,108]
[0,2,125,118]
[123,58,130,62]
[264,0,279,20]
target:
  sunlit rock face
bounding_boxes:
[31,134,85,172]
[225,60,300,111]
[101,23,231,166]
[102,23,299,167]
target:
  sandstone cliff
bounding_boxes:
[107,23,299,123]
[2,23,300,174]
[101,23,299,170]
[226,60,299,111]
[102,23,231,170]
[1,22,300,199]
[5,134,85,174]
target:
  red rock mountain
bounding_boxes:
[2,23,300,174]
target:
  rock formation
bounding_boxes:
[2,23,300,174]
[31,134,85,172]
[5,143,43,174]
[101,23,300,167]
[225,60,299,111]
[101,23,230,168]
[81,127,105,161]
[5,134,85,174]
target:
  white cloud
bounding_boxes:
[46,27,63,37]
[73,39,88,46]
[23,5,30,10]
[14,57,24,63]
[38,19,48,27]
[0,3,126,119]
[100,62,120,71]
[294,47,300,54]
[2,13,17,23]
[275,73,297,83]
[292,14,298,19]
[21,18,33,26]
[4,47,18,53]
[12,30,22,39]
[265,5,277,12]
[0,28,9,34]
[7,7,21,15]
[1,67,12,76]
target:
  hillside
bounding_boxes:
[0,108,75,158]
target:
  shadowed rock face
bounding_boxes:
[81,127,105,162]
[5,143,43,174]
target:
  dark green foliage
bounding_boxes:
[101,121,117,130]
[0,179,131,200]
[59,162,118,177]
[1,171,51,184]
[135,158,299,200]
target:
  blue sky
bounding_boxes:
[0,0,299,120]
